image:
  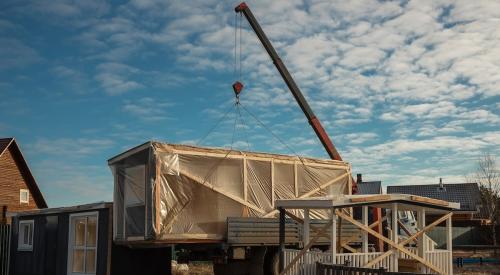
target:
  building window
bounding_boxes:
[68,212,98,275]
[18,220,34,251]
[20,189,29,204]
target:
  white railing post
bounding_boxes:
[362,206,369,264]
[303,209,310,248]
[418,208,426,273]
[331,208,337,264]
[446,213,453,275]
[391,203,398,272]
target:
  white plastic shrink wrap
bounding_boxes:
[110,142,351,241]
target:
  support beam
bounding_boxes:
[271,159,275,207]
[418,208,426,259]
[446,214,453,274]
[279,218,333,275]
[391,204,398,271]
[303,209,310,247]
[336,210,447,275]
[362,212,452,274]
[362,206,369,263]
[279,207,285,273]
[331,209,337,264]
[263,171,349,217]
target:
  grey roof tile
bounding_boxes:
[387,183,481,212]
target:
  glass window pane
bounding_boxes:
[86,249,96,273]
[23,225,29,244]
[87,216,97,247]
[74,218,86,246]
[72,249,84,272]
[28,223,33,245]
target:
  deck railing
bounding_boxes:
[283,248,451,275]
[283,249,393,275]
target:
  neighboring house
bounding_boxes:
[0,138,47,222]
[387,180,485,226]
[10,202,172,275]
[356,181,382,195]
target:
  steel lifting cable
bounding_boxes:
[196,102,236,146]
[199,102,240,186]
[239,103,308,167]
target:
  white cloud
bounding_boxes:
[0,38,41,70]
[123,97,174,121]
[29,138,114,156]
[95,62,143,95]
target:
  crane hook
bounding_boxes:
[232,81,244,104]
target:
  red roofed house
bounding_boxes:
[0,138,47,223]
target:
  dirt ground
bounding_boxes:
[172,261,213,275]
[454,263,500,274]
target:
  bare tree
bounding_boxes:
[472,153,500,245]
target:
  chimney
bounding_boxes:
[438,178,445,191]
[357,174,363,184]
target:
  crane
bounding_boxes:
[234,2,358,193]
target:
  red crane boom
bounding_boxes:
[235,2,357,193]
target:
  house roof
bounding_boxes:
[357,181,382,195]
[0,137,47,208]
[0,138,14,156]
[387,183,480,212]
[276,194,460,213]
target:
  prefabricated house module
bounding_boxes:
[108,141,352,244]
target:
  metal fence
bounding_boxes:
[0,224,10,275]
[316,263,434,275]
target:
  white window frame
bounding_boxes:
[67,212,99,275]
[20,189,29,204]
[18,220,34,251]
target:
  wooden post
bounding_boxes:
[294,161,298,197]
[303,209,310,248]
[391,203,398,272]
[418,208,426,273]
[362,206,369,263]
[243,158,248,202]
[446,213,453,275]
[271,159,275,207]
[279,207,285,273]
[331,208,337,264]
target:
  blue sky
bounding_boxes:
[1,0,499,207]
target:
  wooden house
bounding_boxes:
[0,138,47,223]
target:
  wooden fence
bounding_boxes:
[316,263,433,275]
[0,224,10,275]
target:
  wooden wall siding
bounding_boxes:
[0,147,38,213]
[10,208,111,275]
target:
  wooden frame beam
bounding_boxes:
[336,210,448,275]
[180,169,266,215]
[263,172,349,217]
[364,212,452,272]
[279,218,333,275]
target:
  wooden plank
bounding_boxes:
[364,212,453,273]
[243,158,248,202]
[271,159,275,208]
[294,161,298,197]
[410,195,449,207]
[179,169,266,215]
[280,219,334,275]
[349,195,392,203]
[264,171,349,218]
[336,210,447,275]
[170,148,349,169]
